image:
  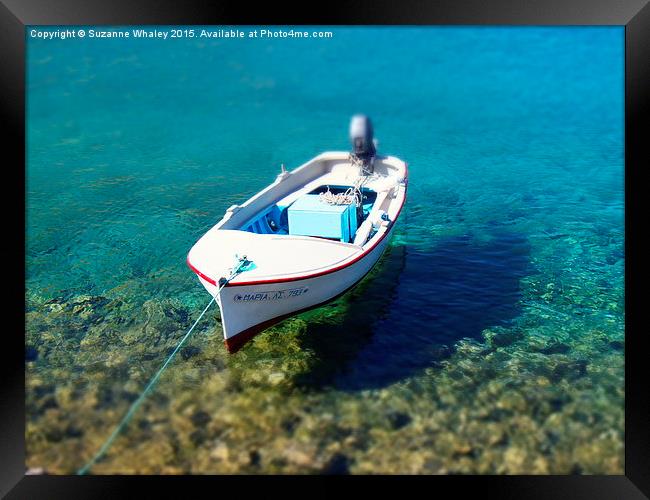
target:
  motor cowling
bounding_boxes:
[349,114,376,163]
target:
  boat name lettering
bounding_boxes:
[234,287,309,302]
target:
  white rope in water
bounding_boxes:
[77,259,248,475]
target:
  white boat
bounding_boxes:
[187,116,408,352]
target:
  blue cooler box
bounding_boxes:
[288,195,357,242]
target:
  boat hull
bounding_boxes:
[199,221,396,353]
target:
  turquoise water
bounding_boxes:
[26,27,624,474]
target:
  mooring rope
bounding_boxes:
[77,257,249,475]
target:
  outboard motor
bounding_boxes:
[349,114,376,173]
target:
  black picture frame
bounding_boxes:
[2,0,648,497]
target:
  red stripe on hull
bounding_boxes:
[224,314,293,353]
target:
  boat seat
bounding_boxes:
[353,219,373,246]
[352,190,391,246]
[275,173,341,209]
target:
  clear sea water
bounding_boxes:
[26,26,624,474]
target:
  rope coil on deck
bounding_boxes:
[77,256,250,475]
[318,186,358,206]
[319,155,378,207]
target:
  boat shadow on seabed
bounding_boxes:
[292,229,533,391]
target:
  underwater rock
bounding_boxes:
[452,442,476,458]
[321,453,350,475]
[548,396,570,413]
[119,328,141,346]
[386,411,412,430]
[210,441,230,462]
[608,340,624,351]
[181,346,201,360]
[329,425,354,442]
[25,346,38,362]
[455,339,486,356]
[488,431,509,447]
[248,450,261,467]
[141,299,185,341]
[570,464,584,474]
[551,359,588,383]
[571,411,592,425]
[164,306,191,327]
[189,429,207,447]
[484,327,523,348]
[93,387,114,409]
[480,408,511,422]
[430,345,453,363]
[33,384,55,400]
[138,418,151,430]
[210,357,226,371]
[39,397,58,414]
[269,457,289,469]
[120,391,138,403]
[69,295,110,322]
[343,430,370,451]
[502,446,528,473]
[64,425,83,438]
[280,415,302,435]
[284,444,317,467]
[70,295,110,308]
[497,391,527,413]
[539,342,571,355]
[44,428,64,443]
[42,297,67,314]
[543,430,561,451]
[190,410,211,428]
